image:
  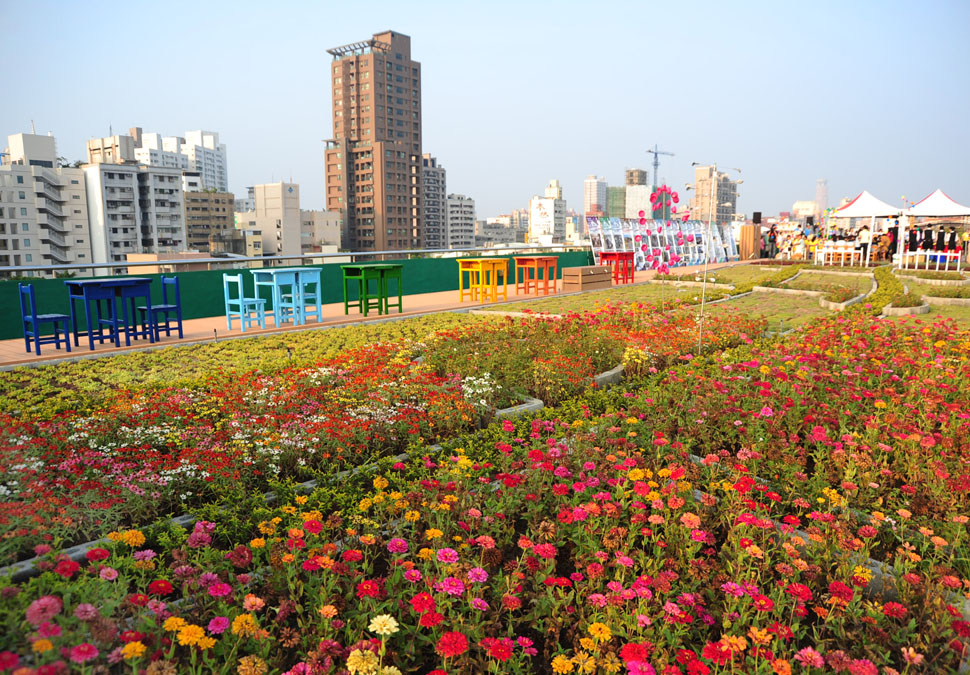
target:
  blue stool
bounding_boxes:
[138,275,183,341]
[223,273,267,332]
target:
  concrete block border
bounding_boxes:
[921,295,970,307]
[752,286,825,298]
[884,302,931,316]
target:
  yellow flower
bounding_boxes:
[281,505,297,515]
[294,495,308,505]
[417,547,435,560]
[579,637,595,651]
[32,639,54,653]
[874,400,887,409]
[249,538,266,549]
[722,635,748,652]
[551,655,575,673]
[404,510,420,522]
[587,622,612,642]
[237,655,268,675]
[381,668,402,675]
[231,613,260,638]
[425,528,443,540]
[177,624,206,646]
[197,636,216,650]
[600,653,622,673]
[120,529,146,547]
[358,498,373,512]
[748,627,771,645]
[368,613,399,636]
[373,476,389,490]
[346,649,379,674]
[257,521,277,536]
[628,469,645,481]
[163,616,187,632]
[121,641,147,659]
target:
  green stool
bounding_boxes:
[342,265,385,316]
[375,264,403,314]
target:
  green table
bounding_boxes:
[341,264,403,316]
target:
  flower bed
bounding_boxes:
[1,315,968,673]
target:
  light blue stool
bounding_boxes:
[298,269,322,323]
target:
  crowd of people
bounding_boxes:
[761,222,969,263]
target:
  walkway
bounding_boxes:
[1,262,741,368]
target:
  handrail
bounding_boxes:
[0,243,589,275]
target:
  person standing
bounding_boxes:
[858,225,872,263]
[767,225,779,258]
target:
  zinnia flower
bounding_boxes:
[436,631,468,658]
[368,614,399,636]
[69,643,99,664]
[26,596,63,627]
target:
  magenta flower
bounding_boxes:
[435,576,465,596]
[404,569,422,583]
[436,548,459,564]
[208,616,230,634]
[37,621,62,638]
[387,538,408,554]
[73,604,99,621]
[759,405,773,417]
[70,642,99,664]
[471,597,489,611]
[467,567,488,583]
[795,647,825,668]
[25,595,62,627]
[208,583,232,598]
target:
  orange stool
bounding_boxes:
[513,256,558,296]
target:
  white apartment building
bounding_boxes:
[529,179,567,243]
[446,193,475,249]
[133,132,190,171]
[234,182,302,260]
[300,209,343,252]
[583,175,607,216]
[182,131,228,192]
[625,184,655,219]
[84,164,187,274]
[0,134,92,276]
[421,154,446,250]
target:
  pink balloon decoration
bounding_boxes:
[634,235,641,242]
[641,244,649,252]
[671,207,677,214]
[673,195,679,204]
[682,215,689,222]
[638,210,645,218]
[686,235,695,242]
[645,229,652,236]
[639,218,646,225]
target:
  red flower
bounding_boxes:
[410,592,436,614]
[85,548,110,562]
[621,642,650,664]
[120,630,146,643]
[147,579,174,596]
[883,602,908,619]
[687,661,710,675]
[0,652,19,670]
[127,593,150,606]
[437,631,468,658]
[53,559,80,579]
[751,595,774,612]
[419,611,444,628]
[341,550,363,562]
[533,543,557,559]
[701,641,732,665]
[481,637,514,662]
[785,582,812,603]
[304,520,323,535]
[356,579,383,599]
[224,545,252,568]
[501,595,522,610]
[828,581,853,603]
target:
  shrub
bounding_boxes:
[891,291,926,308]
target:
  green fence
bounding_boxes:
[0,251,593,341]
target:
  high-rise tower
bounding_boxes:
[325,31,422,252]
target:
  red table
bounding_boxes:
[598,251,635,284]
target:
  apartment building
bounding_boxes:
[325,30,422,252]
[446,194,475,249]
[689,165,740,224]
[234,182,302,260]
[0,134,91,276]
[420,154,446,249]
[184,191,235,251]
[583,175,607,217]
[300,209,342,252]
[529,179,566,243]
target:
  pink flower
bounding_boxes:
[435,576,466,596]
[436,548,459,564]
[467,567,488,583]
[404,569,422,583]
[533,543,557,559]
[73,604,99,621]
[471,597,489,611]
[25,596,62,627]
[208,583,232,598]
[99,567,119,581]
[37,621,62,638]
[795,647,825,668]
[70,643,99,664]
[387,538,408,554]
[502,420,515,432]
[208,617,230,634]
[759,405,773,417]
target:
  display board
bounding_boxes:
[586,217,738,271]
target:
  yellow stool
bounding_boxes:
[457,258,508,303]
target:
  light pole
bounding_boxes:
[689,162,741,354]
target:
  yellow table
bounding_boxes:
[457,258,509,303]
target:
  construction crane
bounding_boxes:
[646,144,674,188]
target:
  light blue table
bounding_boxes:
[250,267,322,327]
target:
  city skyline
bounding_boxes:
[2,0,968,221]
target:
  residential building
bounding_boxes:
[234,187,255,212]
[86,135,136,165]
[83,163,187,274]
[184,190,235,251]
[607,186,626,218]
[210,228,263,260]
[625,168,647,186]
[529,180,566,244]
[182,171,203,193]
[234,182,302,260]
[688,165,740,224]
[792,200,818,220]
[301,209,343,252]
[182,130,228,192]
[325,30,422,252]
[132,130,190,171]
[446,193,475,249]
[0,133,92,276]
[583,175,607,217]
[625,184,654,219]
[475,218,526,247]
[421,154,446,249]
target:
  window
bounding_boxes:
[16,176,23,184]
[25,254,32,262]
[18,191,25,199]
[71,179,79,184]
[22,223,28,232]
[79,253,86,258]
[20,208,27,216]
[23,239,30,247]
[72,194,80,199]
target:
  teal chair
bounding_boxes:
[299,269,322,323]
[223,273,266,332]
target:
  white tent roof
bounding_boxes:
[832,191,903,218]
[907,189,970,217]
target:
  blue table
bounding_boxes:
[66,278,154,350]
[251,268,322,327]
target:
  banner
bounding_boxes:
[586,217,739,271]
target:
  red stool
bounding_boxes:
[599,251,635,284]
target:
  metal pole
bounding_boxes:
[698,163,716,354]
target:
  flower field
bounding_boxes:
[1,292,968,673]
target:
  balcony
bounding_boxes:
[41,229,67,247]
[34,181,61,202]
[38,199,63,217]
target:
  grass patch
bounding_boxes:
[907,282,970,299]
[922,305,970,329]
[498,282,727,314]
[897,269,966,281]
[705,292,829,331]
[785,272,872,294]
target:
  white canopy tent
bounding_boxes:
[825,191,903,266]
[898,189,970,270]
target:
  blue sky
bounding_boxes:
[3,0,968,218]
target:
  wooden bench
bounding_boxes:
[562,265,613,292]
